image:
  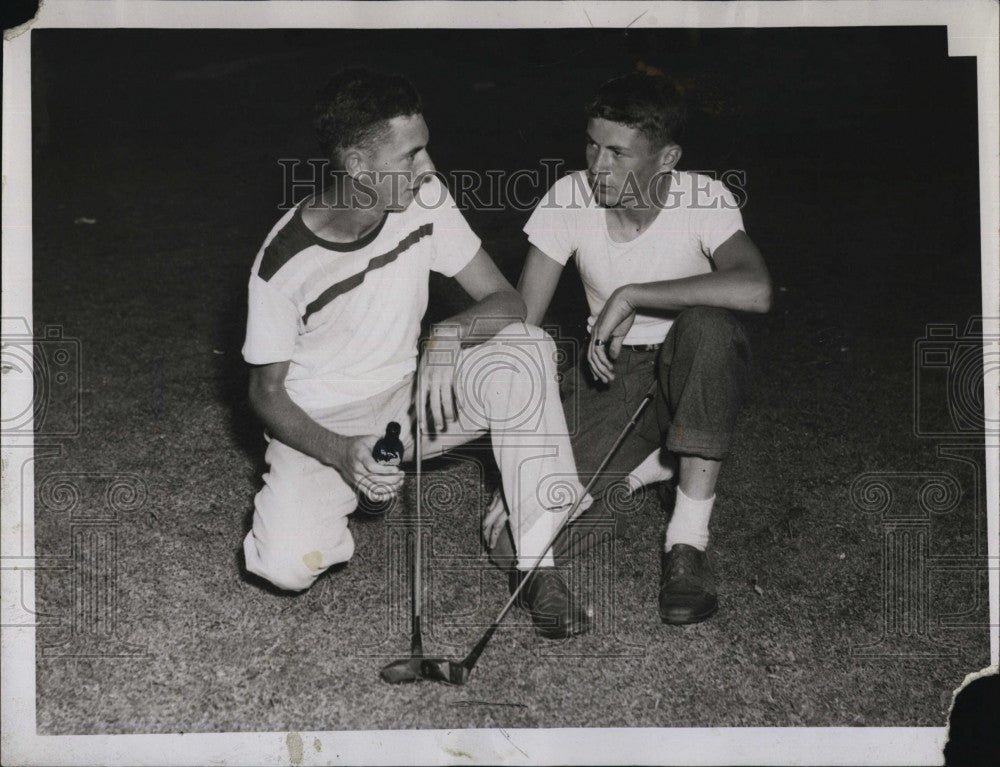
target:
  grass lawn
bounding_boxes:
[29,27,990,734]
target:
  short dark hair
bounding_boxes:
[586,72,687,148]
[314,68,423,166]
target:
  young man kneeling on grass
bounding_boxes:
[240,68,593,639]
[488,71,772,625]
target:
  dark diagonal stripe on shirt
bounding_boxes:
[257,214,317,282]
[303,223,433,323]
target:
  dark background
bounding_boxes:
[31,26,982,358]
[32,26,982,337]
[28,27,989,733]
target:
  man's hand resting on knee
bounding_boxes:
[589,290,636,383]
[416,249,528,432]
[419,327,462,432]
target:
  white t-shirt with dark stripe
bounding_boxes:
[524,170,744,345]
[243,176,480,411]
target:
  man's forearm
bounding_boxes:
[248,385,347,467]
[435,289,527,344]
[622,268,772,315]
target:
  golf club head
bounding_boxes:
[379,657,469,685]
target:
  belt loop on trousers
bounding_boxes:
[621,342,663,353]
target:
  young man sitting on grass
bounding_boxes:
[240,68,595,639]
[486,71,772,625]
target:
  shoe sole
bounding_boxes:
[659,600,718,626]
[526,604,591,640]
[535,621,590,640]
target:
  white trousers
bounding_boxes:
[243,322,591,591]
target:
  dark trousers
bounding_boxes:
[562,306,752,504]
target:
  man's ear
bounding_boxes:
[342,148,366,179]
[659,143,682,171]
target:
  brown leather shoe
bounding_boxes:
[658,544,719,625]
[509,568,590,639]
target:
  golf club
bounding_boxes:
[379,366,470,685]
[379,375,658,686]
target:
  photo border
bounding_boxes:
[3,1,998,765]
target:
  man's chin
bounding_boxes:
[590,185,619,208]
[595,192,623,209]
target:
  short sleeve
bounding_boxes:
[523,174,582,266]
[420,178,481,278]
[691,177,745,256]
[242,275,298,365]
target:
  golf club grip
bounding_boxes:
[462,380,658,672]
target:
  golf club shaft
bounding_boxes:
[411,365,425,655]
[461,378,659,671]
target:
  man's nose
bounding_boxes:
[417,151,435,177]
[588,148,610,175]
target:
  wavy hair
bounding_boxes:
[314,68,423,167]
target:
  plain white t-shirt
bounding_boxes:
[243,176,481,411]
[524,170,744,345]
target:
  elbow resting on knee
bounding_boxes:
[752,277,773,314]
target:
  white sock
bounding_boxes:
[515,509,559,571]
[626,449,677,493]
[664,486,714,552]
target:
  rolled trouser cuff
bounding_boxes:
[665,424,733,461]
[657,307,750,459]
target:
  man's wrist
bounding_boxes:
[323,431,349,470]
[616,284,637,309]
